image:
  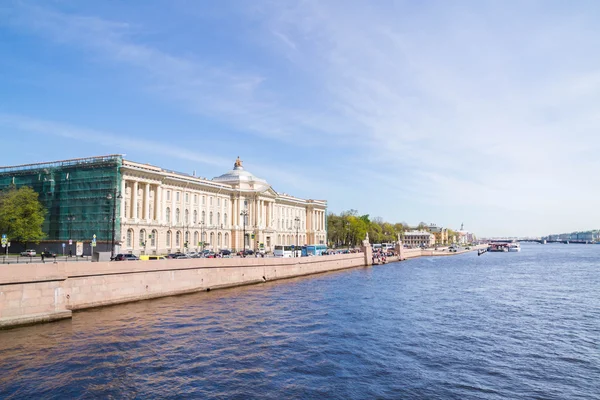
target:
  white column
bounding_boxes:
[233,198,238,226]
[132,181,138,219]
[156,185,161,222]
[144,183,150,221]
[120,179,126,219]
[260,200,263,227]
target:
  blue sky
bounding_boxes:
[1,1,599,237]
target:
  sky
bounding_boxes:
[1,0,599,237]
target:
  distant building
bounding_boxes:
[0,155,327,255]
[402,231,435,247]
[425,224,448,244]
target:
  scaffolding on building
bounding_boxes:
[0,155,123,250]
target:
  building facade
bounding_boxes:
[425,224,448,244]
[0,155,327,255]
[402,231,436,247]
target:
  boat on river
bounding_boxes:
[488,243,509,252]
[508,243,521,252]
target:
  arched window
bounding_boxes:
[185,230,189,244]
[224,213,228,227]
[166,207,171,223]
[151,230,157,247]
[194,231,199,246]
[209,212,213,225]
[193,210,197,224]
[176,231,181,247]
[224,233,229,248]
[201,211,205,223]
[210,232,214,248]
[166,231,171,247]
[217,212,221,226]
[218,232,222,247]
[185,209,189,224]
[202,231,206,242]
[140,229,146,246]
[127,229,133,247]
[176,209,180,224]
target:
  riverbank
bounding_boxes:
[0,246,482,329]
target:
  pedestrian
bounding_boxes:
[41,252,45,262]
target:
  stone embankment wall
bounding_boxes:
[0,253,365,328]
[1,246,484,329]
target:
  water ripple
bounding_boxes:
[1,244,600,399]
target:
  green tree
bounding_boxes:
[0,186,47,244]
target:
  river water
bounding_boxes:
[1,244,599,399]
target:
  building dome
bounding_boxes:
[212,157,270,191]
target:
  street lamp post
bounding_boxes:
[240,209,248,256]
[200,220,205,253]
[106,189,122,260]
[67,214,75,256]
[294,216,300,257]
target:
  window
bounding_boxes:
[127,229,133,247]
[210,197,213,206]
[176,208,180,224]
[194,194,198,204]
[176,231,181,247]
[225,233,229,247]
[202,196,205,205]
[185,231,189,244]
[185,193,189,203]
[202,211,205,224]
[140,229,146,246]
[194,231,199,246]
[218,232,222,247]
[185,209,189,224]
[209,211,213,225]
[176,191,180,202]
[167,231,171,247]
[166,207,171,223]
[224,199,228,208]
[167,191,171,200]
[193,210,197,224]
[224,213,228,226]
[210,232,214,247]
[217,212,221,225]
[151,230,157,247]
[218,198,221,207]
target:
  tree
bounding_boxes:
[0,186,47,244]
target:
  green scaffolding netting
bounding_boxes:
[0,155,122,243]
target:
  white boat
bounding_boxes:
[508,243,521,252]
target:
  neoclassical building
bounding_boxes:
[402,231,436,248]
[0,155,327,255]
[120,156,327,254]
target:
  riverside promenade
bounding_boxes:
[0,243,483,329]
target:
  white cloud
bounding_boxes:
[4,1,600,236]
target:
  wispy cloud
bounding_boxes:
[0,113,229,167]
[3,1,600,235]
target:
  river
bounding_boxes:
[1,244,599,399]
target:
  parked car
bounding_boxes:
[139,255,166,261]
[112,254,140,261]
[219,249,231,256]
[237,249,254,256]
[40,251,56,258]
[167,252,184,259]
[20,249,36,256]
